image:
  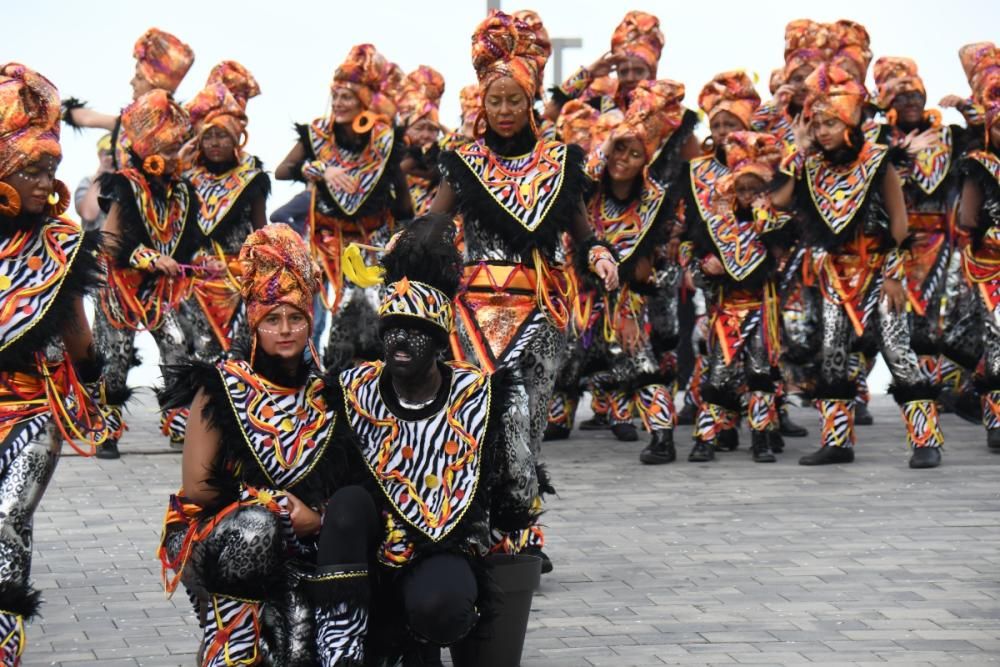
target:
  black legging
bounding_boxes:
[317,485,379,565]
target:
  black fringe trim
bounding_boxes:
[0,229,103,371]
[649,109,699,187]
[910,338,941,357]
[887,382,941,404]
[957,156,1000,248]
[295,122,403,222]
[941,342,981,371]
[98,172,202,268]
[747,373,776,393]
[573,238,618,294]
[439,142,588,260]
[813,380,858,400]
[60,97,87,131]
[975,375,1000,392]
[0,582,42,619]
[701,384,741,412]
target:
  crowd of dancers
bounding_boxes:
[2,7,1000,666]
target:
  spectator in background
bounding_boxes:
[74,133,113,231]
[270,189,327,351]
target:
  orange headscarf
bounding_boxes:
[511,9,552,98]
[132,28,194,94]
[873,57,926,110]
[239,223,321,330]
[804,64,867,127]
[458,84,483,138]
[120,89,191,162]
[769,69,786,96]
[206,60,260,105]
[397,66,446,128]
[471,10,550,100]
[610,11,664,76]
[723,131,783,183]
[332,44,387,110]
[783,19,833,79]
[830,20,872,83]
[610,79,685,159]
[591,109,624,148]
[556,100,599,151]
[372,60,404,122]
[184,84,247,151]
[698,71,761,129]
[0,63,61,180]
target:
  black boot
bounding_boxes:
[543,424,570,441]
[639,430,676,465]
[779,406,809,437]
[521,545,553,574]
[750,431,776,463]
[95,439,120,460]
[579,413,610,430]
[955,390,983,425]
[403,642,444,667]
[770,431,785,453]
[611,422,638,442]
[688,439,715,462]
[798,446,855,465]
[716,427,739,451]
[988,429,1000,450]
[854,401,874,426]
[908,446,942,469]
[676,401,697,425]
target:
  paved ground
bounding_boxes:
[23,390,1000,666]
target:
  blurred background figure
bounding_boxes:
[73,133,113,231]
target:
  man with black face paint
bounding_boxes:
[333,214,538,664]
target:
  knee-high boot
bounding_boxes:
[308,564,370,667]
[201,593,262,667]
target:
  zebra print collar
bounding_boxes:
[591,178,666,265]
[805,142,889,236]
[0,218,83,352]
[969,150,1000,186]
[185,153,262,236]
[218,360,336,490]
[307,120,394,217]
[454,139,567,233]
[117,169,192,258]
[340,360,490,542]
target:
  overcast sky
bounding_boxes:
[8,0,996,389]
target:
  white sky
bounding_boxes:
[8,0,997,390]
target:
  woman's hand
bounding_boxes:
[701,255,725,276]
[619,316,643,355]
[792,114,813,153]
[882,278,907,314]
[588,52,620,79]
[595,258,619,290]
[324,166,358,193]
[153,255,180,277]
[285,492,322,538]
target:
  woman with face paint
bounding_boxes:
[683,132,793,464]
[62,28,195,170]
[956,52,1000,452]
[397,66,447,216]
[96,90,200,458]
[276,44,413,373]
[0,63,121,663]
[431,10,619,571]
[771,64,944,469]
[159,224,376,666]
[872,57,981,423]
[333,215,537,664]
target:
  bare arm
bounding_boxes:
[250,193,267,230]
[393,165,414,220]
[67,107,118,131]
[102,201,122,239]
[76,179,103,224]
[428,178,457,215]
[275,141,307,181]
[958,179,984,230]
[770,176,797,209]
[881,165,909,245]
[679,134,701,161]
[61,297,95,363]
[181,389,222,505]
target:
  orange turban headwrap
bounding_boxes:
[610,11,664,76]
[120,89,191,161]
[332,44,387,110]
[783,19,833,79]
[184,84,247,149]
[724,131,783,183]
[804,64,867,127]
[239,223,321,330]
[511,9,552,98]
[556,100,599,151]
[471,10,550,99]
[0,63,61,181]
[206,60,260,105]
[698,71,761,129]
[371,60,404,122]
[397,66,446,128]
[769,69,786,96]
[873,57,926,110]
[132,28,194,94]
[611,79,685,159]
[830,20,872,83]
[591,109,624,148]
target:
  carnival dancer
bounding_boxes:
[329,215,538,664]
[772,64,944,469]
[275,44,412,373]
[0,63,121,664]
[62,28,194,169]
[159,224,372,666]
[96,90,199,458]
[397,66,447,216]
[684,131,792,463]
[956,47,1000,451]
[431,10,618,569]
